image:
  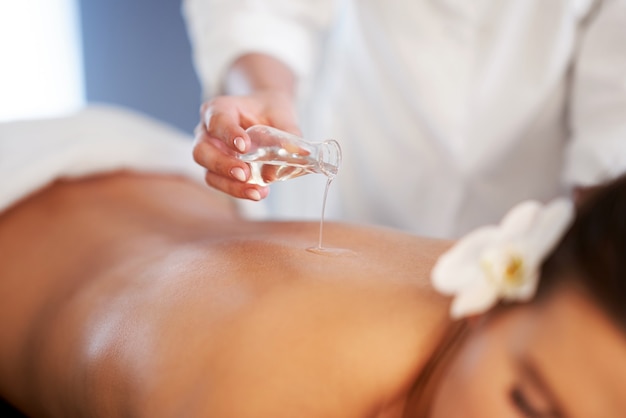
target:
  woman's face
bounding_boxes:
[428,285,626,418]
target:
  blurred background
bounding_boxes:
[0,0,201,133]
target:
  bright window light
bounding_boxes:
[0,0,85,122]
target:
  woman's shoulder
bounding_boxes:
[185,222,453,416]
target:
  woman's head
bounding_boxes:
[425,175,626,417]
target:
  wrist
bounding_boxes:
[223,53,296,98]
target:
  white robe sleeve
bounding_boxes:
[182,0,339,97]
[564,0,626,187]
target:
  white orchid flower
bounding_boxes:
[431,199,575,319]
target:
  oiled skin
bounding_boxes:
[0,173,451,417]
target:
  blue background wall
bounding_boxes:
[79,0,201,133]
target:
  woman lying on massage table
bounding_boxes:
[1,108,626,417]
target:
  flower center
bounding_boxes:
[482,250,526,289]
[503,255,525,286]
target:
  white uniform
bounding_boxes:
[183,0,626,238]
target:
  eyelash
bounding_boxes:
[510,386,542,418]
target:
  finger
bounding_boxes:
[192,135,251,183]
[201,99,250,153]
[193,122,205,138]
[194,124,237,156]
[260,164,301,184]
[204,171,270,201]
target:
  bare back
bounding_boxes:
[0,173,451,417]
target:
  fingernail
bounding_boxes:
[234,137,246,153]
[245,189,261,201]
[230,167,247,182]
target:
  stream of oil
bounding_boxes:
[306,178,355,257]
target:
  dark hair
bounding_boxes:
[539,173,626,329]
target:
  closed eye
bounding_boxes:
[510,386,545,418]
[510,357,565,418]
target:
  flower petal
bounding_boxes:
[524,198,574,265]
[510,271,540,302]
[498,200,542,241]
[450,280,500,319]
[431,226,499,293]
[433,264,485,296]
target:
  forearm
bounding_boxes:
[222,53,296,98]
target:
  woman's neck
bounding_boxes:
[402,320,470,417]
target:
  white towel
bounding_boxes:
[0,105,206,214]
